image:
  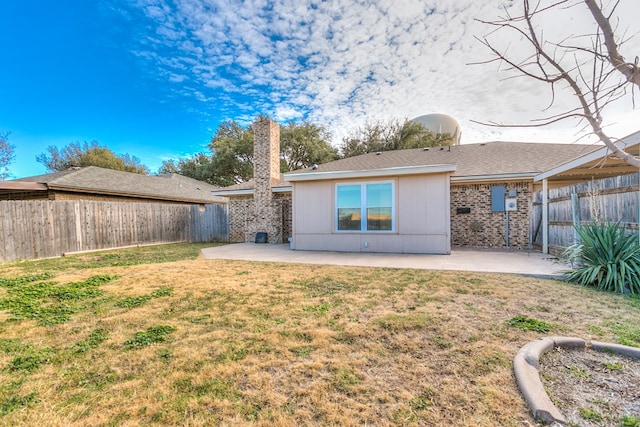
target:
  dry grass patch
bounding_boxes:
[0,245,638,426]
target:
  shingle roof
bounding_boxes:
[13,166,227,204]
[211,176,292,195]
[285,141,600,180]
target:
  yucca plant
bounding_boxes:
[563,222,640,295]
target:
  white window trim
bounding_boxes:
[334,180,395,233]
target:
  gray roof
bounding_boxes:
[211,176,291,196]
[12,166,227,204]
[285,141,600,180]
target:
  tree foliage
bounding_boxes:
[280,120,338,171]
[339,119,452,158]
[477,0,640,167]
[162,119,338,186]
[158,154,216,184]
[208,121,255,186]
[36,141,150,175]
[0,131,15,181]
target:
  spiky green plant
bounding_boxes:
[563,222,640,295]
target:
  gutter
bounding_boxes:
[46,184,227,204]
[285,164,456,182]
[451,173,537,183]
[211,186,293,197]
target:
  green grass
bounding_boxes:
[620,414,640,427]
[507,316,551,332]
[0,242,638,426]
[579,406,603,422]
[115,286,173,309]
[4,243,221,273]
[612,322,640,347]
[0,275,117,325]
[71,328,110,353]
[124,326,177,349]
[602,361,624,371]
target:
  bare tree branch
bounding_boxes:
[585,0,640,86]
[475,0,640,168]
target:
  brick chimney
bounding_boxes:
[246,118,282,243]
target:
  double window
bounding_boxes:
[336,181,394,232]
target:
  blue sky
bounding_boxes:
[2,0,639,179]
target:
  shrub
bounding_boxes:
[563,222,640,295]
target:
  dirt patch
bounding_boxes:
[540,346,640,426]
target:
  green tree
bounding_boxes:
[280,120,338,171]
[339,119,452,158]
[36,141,150,175]
[0,131,15,181]
[158,154,217,185]
[160,119,338,186]
[208,120,255,186]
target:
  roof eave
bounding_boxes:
[451,173,537,183]
[211,186,293,197]
[285,164,456,182]
[0,182,49,191]
[534,130,640,182]
[47,184,226,204]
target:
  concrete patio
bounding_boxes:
[201,243,568,278]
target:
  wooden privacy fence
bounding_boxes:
[0,200,229,262]
[532,173,639,253]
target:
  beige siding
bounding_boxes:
[291,173,451,254]
[398,174,450,235]
[292,181,333,234]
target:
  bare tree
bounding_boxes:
[476,0,640,168]
[0,131,15,181]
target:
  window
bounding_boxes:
[336,181,394,232]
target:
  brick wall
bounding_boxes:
[228,118,289,244]
[229,195,252,242]
[450,181,532,248]
[276,192,292,241]
[228,193,291,243]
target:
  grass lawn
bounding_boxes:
[0,243,638,426]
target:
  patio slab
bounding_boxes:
[201,243,567,278]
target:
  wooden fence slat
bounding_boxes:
[0,200,228,262]
[533,173,639,250]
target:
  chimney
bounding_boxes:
[248,118,282,243]
[253,118,280,204]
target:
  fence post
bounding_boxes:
[542,179,549,254]
[571,193,580,245]
[74,201,83,252]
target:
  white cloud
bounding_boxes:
[127,0,640,144]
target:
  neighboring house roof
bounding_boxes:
[6,166,227,204]
[211,176,292,196]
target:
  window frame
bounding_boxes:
[334,180,395,233]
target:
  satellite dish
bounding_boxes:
[411,113,461,145]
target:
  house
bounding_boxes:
[285,141,601,254]
[0,166,227,205]
[214,118,638,254]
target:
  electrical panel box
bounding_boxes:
[491,185,505,212]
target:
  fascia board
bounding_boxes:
[451,173,536,183]
[534,131,640,182]
[284,164,456,182]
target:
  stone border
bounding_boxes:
[513,336,640,425]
